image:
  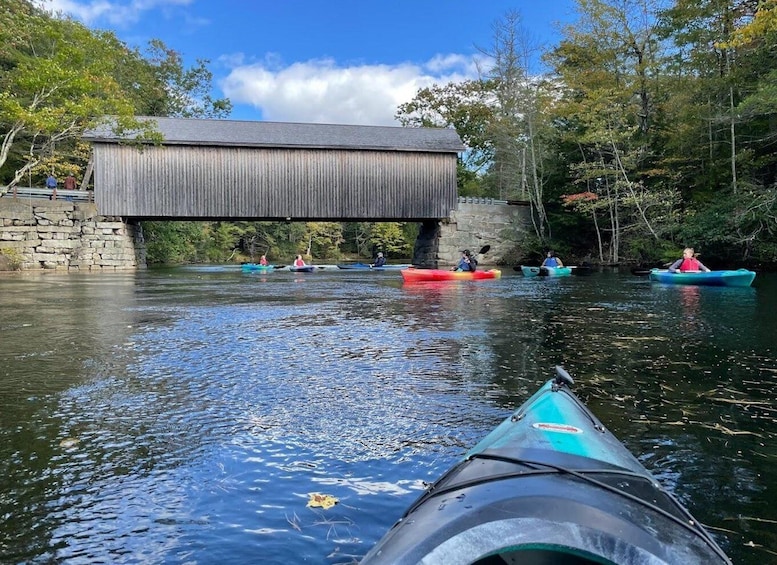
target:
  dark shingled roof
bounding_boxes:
[84,116,465,153]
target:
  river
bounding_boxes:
[1,266,775,564]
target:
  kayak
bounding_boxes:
[401,268,501,282]
[337,263,372,270]
[338,263,413,270]
[374,264,412,270]
[649,268,756,287]
[288,265,316,273]
[361,367,732,565]
[520,265,572,277]
[241,263,274,273]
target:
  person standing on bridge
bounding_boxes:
[64,174,77,190]
[45,174,58,200]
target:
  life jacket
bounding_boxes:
[544,257,558,267]
[679,257,702,272]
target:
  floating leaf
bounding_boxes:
[307,492,338,510]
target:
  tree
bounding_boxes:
[303,222,344,259]
[546,0,674,262]
[478,11,554,240]
[365,222,414,257]
[0,1,159,190]
[396,81,495,174]
[134,39,232,119]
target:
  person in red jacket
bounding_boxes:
[668,248,710,272]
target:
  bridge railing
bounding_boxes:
[1,186,94,203]
[458,196,509,205]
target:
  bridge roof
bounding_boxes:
[84,117,465,153]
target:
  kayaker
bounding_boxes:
[372,252,386,268]
[541,251,564,267]
[293,254,306,267]
[452,249,477,272]
[260,254,268,266]
[668,247,710,272]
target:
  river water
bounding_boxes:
[0,266,775,564]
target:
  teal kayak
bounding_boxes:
[649,268,755,287]
[241,263,274,273]
[521,265,572,277]
[361,367,732,565]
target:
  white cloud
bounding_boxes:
[37,0,192,27]
[220,56,481,126]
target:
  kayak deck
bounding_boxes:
[648,268,755,287]
[520,265,573,277]
[361,368,731,565]
[401,268,501,282]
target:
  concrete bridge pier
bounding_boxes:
[413,199,532,268]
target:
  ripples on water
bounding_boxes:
[0,267,775,564]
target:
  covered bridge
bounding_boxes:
[84,117,465,220]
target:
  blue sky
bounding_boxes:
[42,0,576,125]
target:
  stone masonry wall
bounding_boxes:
[0,198,145,271]
[412,201,532,268]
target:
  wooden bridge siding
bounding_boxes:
[93,144,457,219]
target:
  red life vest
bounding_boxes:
[679,257,702,272]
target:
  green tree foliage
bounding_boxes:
[0,0,230,191]
[478,11,555,239]
[366,222,415,257]
[303,222,344,259]
[143,221,206,264]
[396,81,495,177]
[392,2,777,265]
[546,0,678,262]
[0,0,162,189]
[131,39,232,119]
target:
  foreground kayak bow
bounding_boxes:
[361,367,732,565]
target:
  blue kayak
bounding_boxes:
[337,263,372,270]
[337,263,413,270]
[361,367,732,565]
[649,268,755,287]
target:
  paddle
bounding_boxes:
[470,245,490,272]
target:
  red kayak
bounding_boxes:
[401,268,502,282]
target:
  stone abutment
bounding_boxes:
[0,198,145,271]
[412,200,532,268]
